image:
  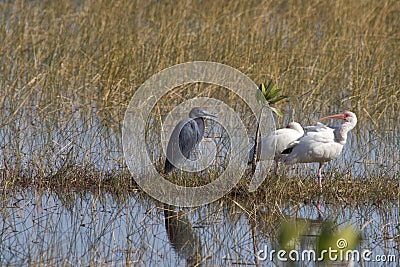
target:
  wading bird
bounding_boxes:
[164,107,217,174]
[251,122,304,174]
[282,111,357,190]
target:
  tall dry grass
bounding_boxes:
[0,3,398,265]
[0,0,398,197]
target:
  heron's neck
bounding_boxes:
[194,117,205,138]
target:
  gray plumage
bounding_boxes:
[164,107,217,173]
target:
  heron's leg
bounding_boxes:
[317,163,323,191]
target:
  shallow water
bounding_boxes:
[1,107,398,178]
[0,0,399,265]
[0,103,398,266]
[0,190,397,266]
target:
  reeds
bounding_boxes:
[0,0,398,199]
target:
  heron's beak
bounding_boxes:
[317,113,345,122]
[202,111,218,118]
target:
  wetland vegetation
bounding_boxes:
[0,0,398,266]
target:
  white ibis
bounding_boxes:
[251,122,304,174]
[282,111,357,189]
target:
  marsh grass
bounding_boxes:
[0,0,399,209]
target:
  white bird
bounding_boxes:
[251,122,304,174]
[282,111,357,189]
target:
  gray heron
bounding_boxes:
[164,107,217,174]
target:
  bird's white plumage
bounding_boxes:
[283,112,357,164]
[284,125,343,164]
[304,122,333,132]
[258,122,304,160]
[282,111,357,189]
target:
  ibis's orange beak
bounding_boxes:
[317,113,345,122]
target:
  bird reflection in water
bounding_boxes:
[164,204,203,267]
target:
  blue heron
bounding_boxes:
[164,107,217,174]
